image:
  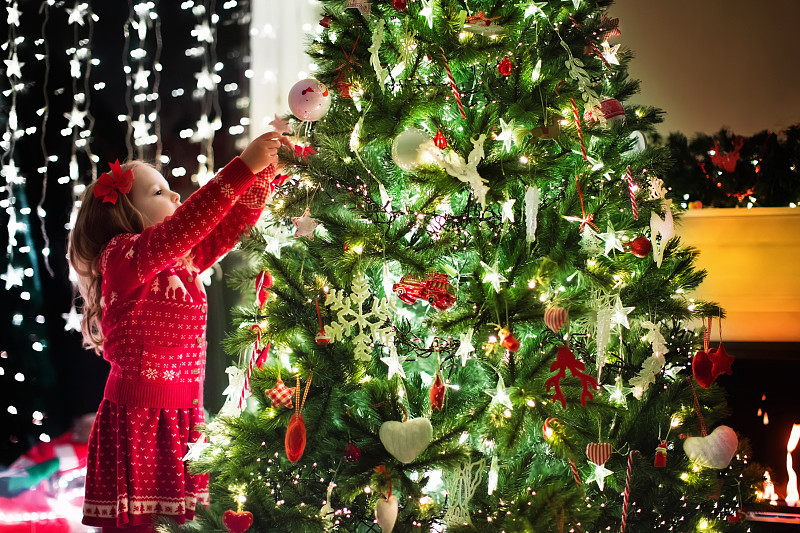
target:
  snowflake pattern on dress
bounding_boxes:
[324,273,395,362]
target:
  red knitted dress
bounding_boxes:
[82,157,274,529]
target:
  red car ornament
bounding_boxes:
[392,272,457,311]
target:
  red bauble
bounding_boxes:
[433,130,447,150]
[285,413,306,462]
[319,15,333,28]
[583,98,625,125]
[692,349,716,388]
[223,510,254,533]
[429,372,446,411]
[256,270,273,308]
[392,0,407,10]
[344,441,361,462]
[630,236,652,258]
[497,56,513,76]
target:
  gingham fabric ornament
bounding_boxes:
[266,378,294,409]
[544,306,569,332]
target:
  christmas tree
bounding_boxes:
[185,1,762,531]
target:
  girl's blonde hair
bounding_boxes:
[68,162,146,355]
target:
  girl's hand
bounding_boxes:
[240,131,283,174]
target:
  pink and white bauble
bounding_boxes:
[288,78,331,122]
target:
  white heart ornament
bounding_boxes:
[683,425,738,469]
[375,495,399,533]
[379,418,433,464]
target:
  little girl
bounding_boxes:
[69,132,285,532]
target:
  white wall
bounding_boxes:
[250,1,321,135]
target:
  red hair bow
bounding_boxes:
[94,159,134,204]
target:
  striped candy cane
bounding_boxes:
[440,48,467,120]
[625,166,638,219]
[569,459,581,488]
[241,325,262,408]
[620,450,639,533]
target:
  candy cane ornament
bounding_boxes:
[241,325,262,408]
[440,48,467,120]
[620,450,639,533]
[624,166,638,220]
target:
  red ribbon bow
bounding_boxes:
[295,145,317,158]
[94,159,134,204]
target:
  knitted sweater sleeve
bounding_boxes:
[102,157,256,286]
[189,164,275,272]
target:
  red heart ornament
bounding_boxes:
[692,349,716,388]
[285,412,306,462]
[586,442,612,465]
[223,510,253,533]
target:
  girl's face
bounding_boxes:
[129,164,181,227]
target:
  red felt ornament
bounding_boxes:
[498,327,520,352]
[285,413,306,463]
[285,373,312,462]
[629,236,652,258]
[693,317,717,387]
[692,349,715,388]
[654,440,667,468]
[433,130,447,150]
[429,372,446,411]
[392,0,407,10]
[708,342,735,377]
[255,342,271,369]
[223,510,253,533]
[544,345,599,408]
[497,56,513,76]
[344,441,362,462]
[256,270,273,309]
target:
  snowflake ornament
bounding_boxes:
[324,273,395,362]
